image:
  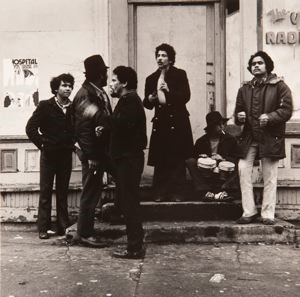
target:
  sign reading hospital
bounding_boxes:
[2,58,39,108]
[266,9,300,45]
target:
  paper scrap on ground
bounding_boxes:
[209,274,226,283]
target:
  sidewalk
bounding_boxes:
[1,230,299,297]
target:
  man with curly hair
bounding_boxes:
[234,51,293,225]
[143,43,193,202]
[26,73,75,239]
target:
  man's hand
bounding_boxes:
[211,153,224,161]
[237,111,246,123]
[95,126,104,137]
[259,114,269,127]
[159,82,169,92]
[88,159,99,171]
[148,92,158,103]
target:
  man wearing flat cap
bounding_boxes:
[72,54,113,247]
[185,111,239,201]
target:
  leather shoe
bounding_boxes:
[39,232,50,239]
[169,194,184,202]
[112,248,145,259]
[80,236,108,248]
[262,218,275,225]
[154,194,166,202]
[109,214,125,225]
[236,214,259,224]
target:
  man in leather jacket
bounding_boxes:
[72,55,113,246]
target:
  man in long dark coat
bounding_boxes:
[234,51,293,225]
[143,43,193,202]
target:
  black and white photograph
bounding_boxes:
[0,1,299,296]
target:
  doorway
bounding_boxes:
[127,0,225,179]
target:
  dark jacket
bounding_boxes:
[72,81,112,161]
[193,132,238,164]
[109,91,147,160]
[26,97,74,151]
[143,66,194,166]
[234,74,293,159]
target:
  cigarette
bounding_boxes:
[93,170,97,175]
[222,130,225,135]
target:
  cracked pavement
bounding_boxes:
[1,231,300,297]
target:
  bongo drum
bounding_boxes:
[218,161,235,180]
[197,157,217,178]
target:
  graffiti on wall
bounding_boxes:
[266,9,300,45]
[3,58,39,108]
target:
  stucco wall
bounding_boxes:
[262,0,300,119]
[226,0,258,119]
[0,0,109,135]
[226,11,241,119]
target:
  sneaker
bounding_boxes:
[112,248,145,259]
[154,194,166,202]
[80,236,108,248]
[169,194,184,202]
[39,232,50,239]
[214,191,234,202]
[201,191,215,202]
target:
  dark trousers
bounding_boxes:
[153,158,186,197]
[38,150,72,233]
[185,158,239,195]
[77,157,114,238]
[113,154,144,252]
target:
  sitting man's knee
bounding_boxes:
[185,158,197,166]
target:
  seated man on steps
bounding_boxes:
[185,111,239,201]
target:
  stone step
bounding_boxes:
[66,220,296,244]
[101,201,243,222]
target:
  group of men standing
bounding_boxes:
[26,44,293,259]
[26,54,147,258]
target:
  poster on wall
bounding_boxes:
[2,58,39,108]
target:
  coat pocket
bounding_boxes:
[263,134,284,157]
[236,134,251,157]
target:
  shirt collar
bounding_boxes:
[89,82,104,97]
[55,97,71,109]
[252,75,268,87]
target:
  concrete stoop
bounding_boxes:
[102,201,243,221]
[66,219,297,244]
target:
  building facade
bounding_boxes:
[1,0,299,221]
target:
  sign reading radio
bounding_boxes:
[266,9,300,45]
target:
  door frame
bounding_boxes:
[127,0,226,115]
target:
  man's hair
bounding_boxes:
[112,66,137,90]
[50,73,74,95]
[247,51,274,74]
[155,43,176,65]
